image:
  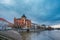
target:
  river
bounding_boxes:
[20,30,60,40]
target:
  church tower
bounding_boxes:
[21,14,26,19]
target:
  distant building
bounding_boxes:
[31,23,38,29]
[14,14,31,29]
[0,18,13,30]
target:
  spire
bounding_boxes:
[22,14,26,18]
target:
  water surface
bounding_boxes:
[20,30,60,40]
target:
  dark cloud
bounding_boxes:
[0,0,60,25]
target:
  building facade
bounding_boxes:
[14,14,31,29]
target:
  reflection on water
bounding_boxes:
[20,30,60,40]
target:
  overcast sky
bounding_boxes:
[0,0,60,26]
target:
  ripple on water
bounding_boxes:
[20,30,60,40]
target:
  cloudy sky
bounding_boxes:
[0,0,60,26]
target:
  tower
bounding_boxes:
[21,14,26,19]
[14,17,16,24]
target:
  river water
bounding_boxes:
[20,30,60,40]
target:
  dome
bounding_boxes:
[22,14,26,18]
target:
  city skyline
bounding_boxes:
[0,0,60,27]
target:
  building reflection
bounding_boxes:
[20,32,31,40]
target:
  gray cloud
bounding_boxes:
[0,0,60,25]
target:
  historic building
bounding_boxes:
[14,14,31,29]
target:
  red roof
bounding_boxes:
[0,18,14,27]
[0,18,5,20]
